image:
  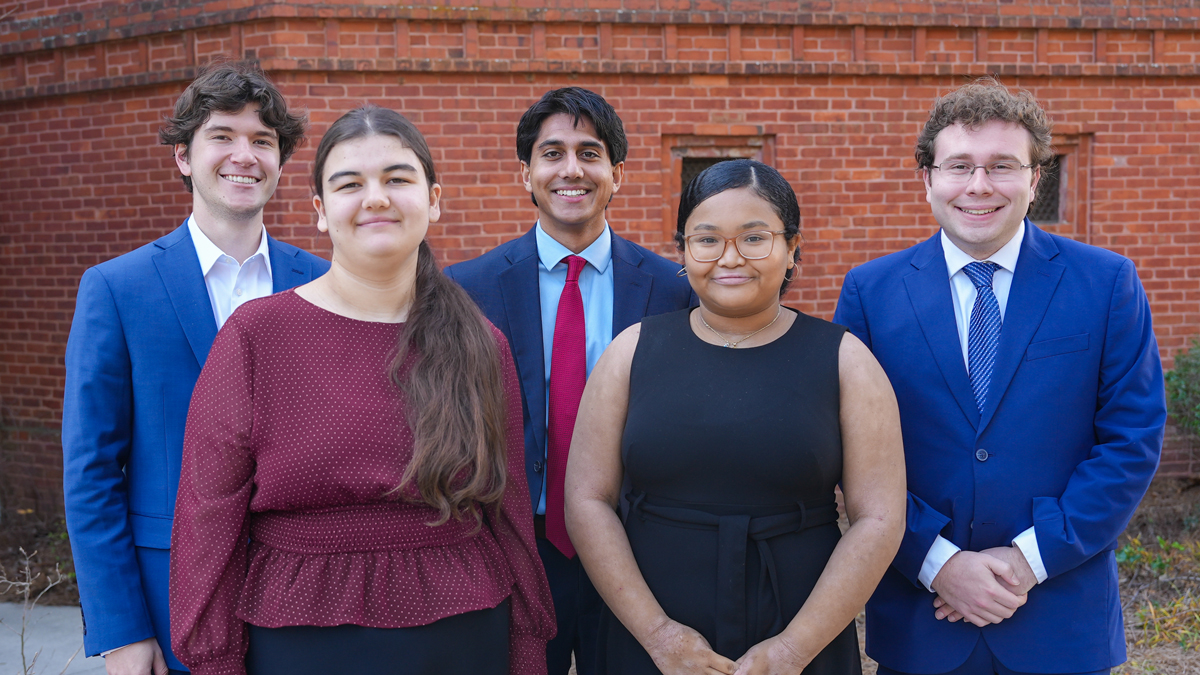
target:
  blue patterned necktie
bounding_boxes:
[964,261,1002,413]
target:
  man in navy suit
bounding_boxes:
[835,78,1164,675]
[445,87,693,674]
[62,62,329,675]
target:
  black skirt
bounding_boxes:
[245,599,510,675]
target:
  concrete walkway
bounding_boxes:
[0,602,104,675]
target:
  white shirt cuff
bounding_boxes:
[918,535,961,591]
[1012,527,1048,583]
[101,645,128,657]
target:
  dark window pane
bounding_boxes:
[1029,155,1062,224]
[681,157,729,191]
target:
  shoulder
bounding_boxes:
[444,232,535,282]
[268,237,331,270]
[224,291,306,335]
[842,238,931,284]
[610,233,684,279]
[1041,229,1131,275]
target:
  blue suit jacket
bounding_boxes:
[834,221,1164,674]
[444,227,695,513]
[62,222,329,668]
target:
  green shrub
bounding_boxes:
[1166,338,1200,442]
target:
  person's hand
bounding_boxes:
[930,550,1026,626]
[934,545,1037,623]
[642,619,738,675]
[104,638,168,675]
[733,633,809,675]
[981,545,1038,595]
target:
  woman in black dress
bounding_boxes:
[565,160,905,675]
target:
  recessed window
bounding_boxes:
[681,157,729,191]
[1029,155,1063,224]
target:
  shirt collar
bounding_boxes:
[186,214,273,279]
[940,220,1024,278]
[534,221,612,275]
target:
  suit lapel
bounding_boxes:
[610,233,653,337]
[903,235,981,428]
[267,237,315,291]
[498,230,548,451]
[152,223,217,368]
[978,222,1065,431]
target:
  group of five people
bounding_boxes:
[62,62,1165,675]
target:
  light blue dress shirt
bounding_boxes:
[534,222,615,514]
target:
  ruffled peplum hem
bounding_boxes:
[234,505,517,628]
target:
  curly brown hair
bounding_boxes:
[159,61,307,193]
[915,77,1054,172]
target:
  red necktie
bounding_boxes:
[546,255,587,559]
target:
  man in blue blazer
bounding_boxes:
[835,79,1164,675]
[62,63,328,675]
[445,87,693,675]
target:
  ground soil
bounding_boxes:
[4,478,1198,671]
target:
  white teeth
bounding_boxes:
[556,189,586,196]
[961,207,1000,215]
[222,175,259,184]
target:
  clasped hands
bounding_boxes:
[929,545,1038,627]
[643,619,810,675]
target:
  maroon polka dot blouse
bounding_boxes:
[169,290,555,675]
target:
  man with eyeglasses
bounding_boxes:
[835,78,1164,675]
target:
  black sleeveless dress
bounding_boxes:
[602,307,860,674]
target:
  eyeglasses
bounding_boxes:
[683,230,786,263]
[929,160,1037,182]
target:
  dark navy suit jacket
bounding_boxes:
[834,221,1164,673]
[62,222,328,668]
[444,227,695,513]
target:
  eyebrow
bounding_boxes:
[941,152,1024,162]
[691,220,772,232]
[537,138,605,152]
[203,125,278,139]
[325,163,420,183]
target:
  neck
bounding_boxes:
[541,218,605,254]
[192,203,265,264]
[698,302,781,335]
[302,257,417,323]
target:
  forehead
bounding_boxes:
[686,186,783,231]
[534,112,606,151]
[325,134,424,176]
[199,106,276,136]
[932,120,1032,162]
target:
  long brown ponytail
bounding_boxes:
[313,106,508,526]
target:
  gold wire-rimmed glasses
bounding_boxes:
[683,230,786,263]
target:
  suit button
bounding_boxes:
[533,460,544,473]
[975,448,989,462]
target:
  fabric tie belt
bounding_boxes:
[626,492,840,657]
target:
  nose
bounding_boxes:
[230,136,257,166]
[964,166,995,194]
[362,180,390,209]
[559,153,583,179]
[716,236,745,267]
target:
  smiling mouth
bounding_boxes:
[222,174,260,185]
[958,206,1002,215]
[554,188,588,197]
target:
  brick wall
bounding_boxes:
[2,1,1198,516]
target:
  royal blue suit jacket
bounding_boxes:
[444,227,695,513]
[62,222,329,668]
[834,221,1164,674]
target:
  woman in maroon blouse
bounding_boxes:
[170,106,555,675]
